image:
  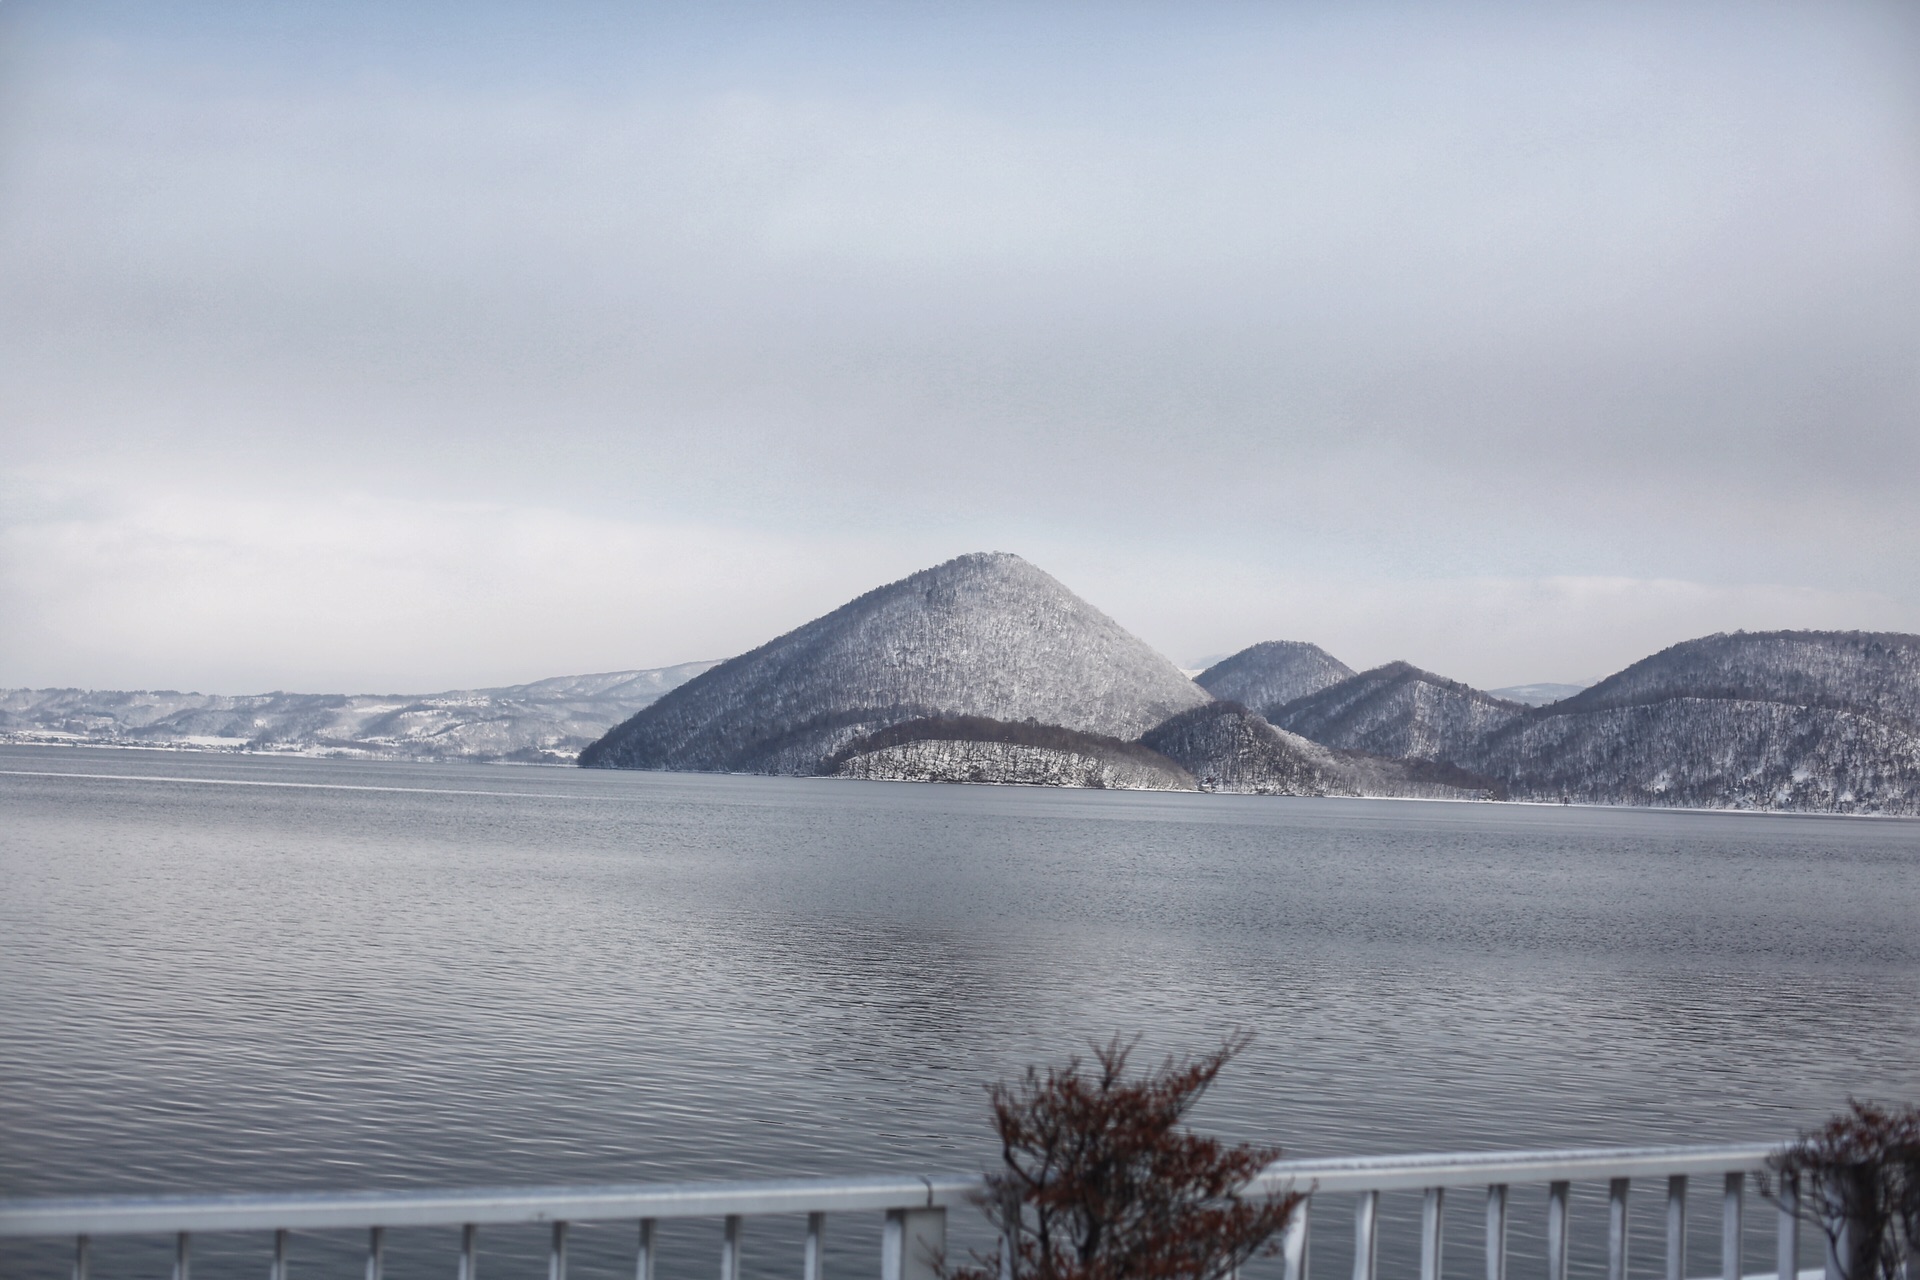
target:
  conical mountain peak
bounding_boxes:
[581,553,1211,774]
[1197,640,1354,717]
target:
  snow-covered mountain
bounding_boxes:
[1140,702,1343,796]
[1473,698,1920,811]
[1547,631,1920,725]
[0,661,718,762]
[581,552,1213,774]
[1487,682,1590,707]
[1466,631,1920,813]
[1195,641,1355,717]
[1268,661,1526,764]
[14,576,1909,812]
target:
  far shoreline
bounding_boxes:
[3,738,1912,821]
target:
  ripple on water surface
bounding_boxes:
[1,745,1916,1279]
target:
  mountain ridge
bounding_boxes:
[1461,630,1920,811]
[10,553,1916,813]
[1268,660,1526,764]
[0,661,719,762]
[1546,630,1920,728]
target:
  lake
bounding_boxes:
[2,744,1915,1279]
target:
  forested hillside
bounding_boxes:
[837,740,1197,789]
[1466,631,1920,813]
[1471,698,1920,811]
[1140,702,1343,795]
[580,552,1211,774]
[1551,631,1920,725]
[1268,662,1526,764]
[833,716,1198,790]
[1195,642,1354,717]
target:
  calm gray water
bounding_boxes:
[2,744,1916,1279]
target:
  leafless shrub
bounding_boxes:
[1763,1100,1920,1280]
[945,1033,1304,1280]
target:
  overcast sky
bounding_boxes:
[2,0,1916,693]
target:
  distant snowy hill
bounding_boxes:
[1269,661,1526,764]
[0,661,718,762]
[581,552,1212,775]
[1487,682,1590,707]
[1467,631,1920,813]
[1196,641,1355,717]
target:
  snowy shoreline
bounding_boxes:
[7,738,1912,819]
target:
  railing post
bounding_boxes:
[1487,1185,1509,1280]
[1776,1176,1798,1280]
[460,1224,477,1280]
[637,1219,656,1280]
[1421,1188,1445,1280]
[1353,1191,1379,1280]
[174,1231,190,1280]
[272,1227,289,1280]
[883,1207,946,1280]
[551,1221,570,1280]
[73,1234,89,1280]
[365,1226,384,1280]
[999,1186,1020,1280]
[722,1215,741,1280]
[805,1213,824,1280]
[1281,1197,1310,1280]
[1548,1182,1571,1280]
[1723,1174,1743,1280]
[1608,1179,1631,1280]
[1668,1177,1688,1280]
[1824,1164,1879,1280]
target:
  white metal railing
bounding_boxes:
[0,1143,1812,1280]
[0,1175,968,1280]
[1246,1145,1800,1280]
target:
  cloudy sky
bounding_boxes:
[2,0,1915,693]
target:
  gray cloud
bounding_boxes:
[2,0,1915,690]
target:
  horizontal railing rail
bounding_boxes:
[0,1174,979,1236]
[1254,1143,1778,1193]
[0,1142,1808,1280]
